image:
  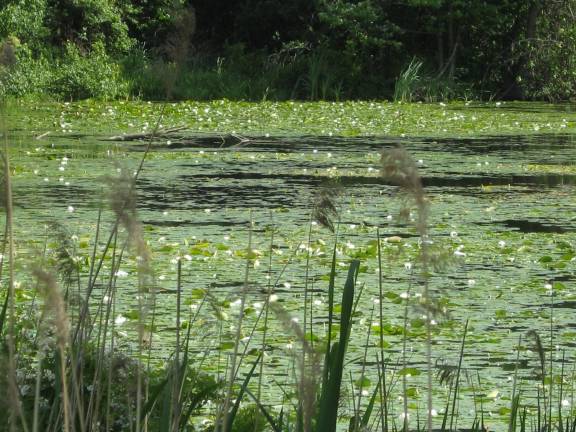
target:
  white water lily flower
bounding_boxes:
[487,389,500,399]
[498,240,506,248]
[450,231,458,238]
[398,412,410,421]
[115,315,127,326]
[404,262,412,271]
[467,279,476,287]
[115,270,128,278]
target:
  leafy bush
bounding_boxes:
[48,42,129,100]
[0,39,52,98]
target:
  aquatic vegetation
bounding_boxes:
[7,99,576,139]
[0,101,575,431]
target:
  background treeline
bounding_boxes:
[0,0,575,101]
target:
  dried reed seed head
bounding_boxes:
[312,185,340,232]
[381,146,429,237]
[32,267,70,343]
[0,38,17,67]
[163,5,196,62]
[106,170,152,279]
[106,169,137,218]
[380,146,422,191]
[47,221,78,289]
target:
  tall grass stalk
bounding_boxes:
[394,58,423,102]
[401,273,413,432]
[352,304,375,432]
[376,229,389,432]
[449,319,469,431]
[172,259,183,431]
[381,146,432,431]
[2,108,28,432]
[257,223,276,400]
[219,215,253,432]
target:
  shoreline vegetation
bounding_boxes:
[1,1,576,102]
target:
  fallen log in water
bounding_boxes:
[103,125,187,141]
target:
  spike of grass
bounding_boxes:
[317,259,360,432]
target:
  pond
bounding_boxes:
[5,101,576,430]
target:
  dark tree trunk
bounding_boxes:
[499,0,543,100]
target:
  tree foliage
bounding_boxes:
[1,0,575,100]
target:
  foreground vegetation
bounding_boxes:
[1,0,576,101]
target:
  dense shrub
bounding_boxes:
[49,42,129,100]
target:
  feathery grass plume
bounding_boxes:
[526,330,546,380]
[106,167,152,281]
[0,37,17,68]
[46,222,79,291]
[159,4,196,99]
[312,183,341,232]
[380,146,427,232]
[32,266,71,432]
[106,166,153,432]
[380,145,434,432]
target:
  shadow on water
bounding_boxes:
[23,134,576,227]
[127,131,576,156]
[460,102,576,114]
[474,219,575,233]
